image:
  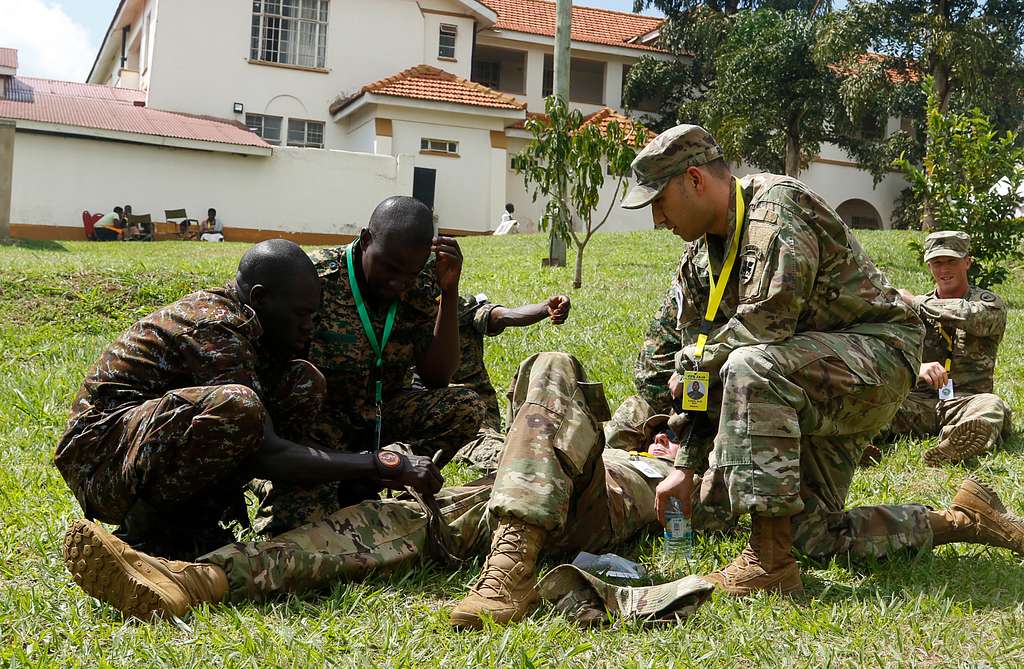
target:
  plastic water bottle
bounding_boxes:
[663,496,693,572]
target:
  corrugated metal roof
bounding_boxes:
[0,47,17,70]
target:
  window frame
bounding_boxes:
[438,23,458,60]
[245,113,283,146]
[287,117,326,149]
[250,0,330,70]
[420,138,459,156]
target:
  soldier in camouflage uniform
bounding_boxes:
[885,231,1012,465]
[55,241,447,559]
[63,352,679,622]
[622,124,1024,597]
[256,197,485,533]
[446,293,571,471]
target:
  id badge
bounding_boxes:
[938,379,954,401]
[628,455,666,479]
[681,370,710,412]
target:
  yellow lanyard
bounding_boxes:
[693,177,745,364]
[937,324,953,372]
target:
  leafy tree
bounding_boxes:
[896,84,1024,287]
[515,96,647,289]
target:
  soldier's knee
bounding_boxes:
[449,387,487,429]
[204,384,267,436]
[721,346,773,382]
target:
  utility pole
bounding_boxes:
[0,119,14,243]
[543,0,571,268]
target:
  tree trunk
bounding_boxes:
[785,125,801,177]
[921,0,950,231]
[573,239,585,289]
[0,119,14,243]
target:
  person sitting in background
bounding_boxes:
[93,207,124,241]
[122,205,140,241]
[494,203,518,236]
[200,208,225,242]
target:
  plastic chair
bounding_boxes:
[82,211,102,240]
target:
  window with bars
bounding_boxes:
[246,113,283,145]
[288,118,325,148]
[250,0,329,69]
[471,61,500,90]
[421,138,459,155]
[438,24,457,59]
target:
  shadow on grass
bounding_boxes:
[12,239,70,252]
[803,549,1024,611]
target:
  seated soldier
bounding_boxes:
[256,197,486,533]
[55,240,444,559]
[446,293,571,471]
[886,231,1012,465]
[63,353,1024,626]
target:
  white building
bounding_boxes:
[2,0,906,242]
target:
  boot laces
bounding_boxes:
[472,525,527,599]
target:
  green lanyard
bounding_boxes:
[693,177,746,366]
[346,242,397,450]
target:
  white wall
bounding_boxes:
[10,132,413,237]
[420,7,475,78]
[140,0,474,151]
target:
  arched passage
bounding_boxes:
[836,198,883,230]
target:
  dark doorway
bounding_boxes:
[413,167,436,210]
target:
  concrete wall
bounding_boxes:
[10,131,413,240]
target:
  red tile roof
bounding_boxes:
[331,65,526,114]
[0,76,269,149]
[579,107,655,144]
[830,53,920,85]
[0,47,17,70]
[482,0,664,52]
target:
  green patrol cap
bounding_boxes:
[621,124,724,210]
[924,230,971,262]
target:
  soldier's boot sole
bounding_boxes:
[64,519,186,620]
[449,586,540,630]
[702,560,804,597]
[951,477,1024,554]
[924,419,995,466]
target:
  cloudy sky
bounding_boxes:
[0,0,654,81]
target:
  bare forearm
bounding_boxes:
[490,302,549,330]
[249,432,379,485]
[418,289,461,387]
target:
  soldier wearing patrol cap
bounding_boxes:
[885,230,1012,465]
[624,124,1024,597]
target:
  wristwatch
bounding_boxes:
[375,450,406,479]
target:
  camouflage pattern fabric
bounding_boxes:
[54,283,320,525]
[448,296,506,471]
[199,353,676,602]
[888,286,1011,448]
[622,124,725,209]
[605,395,658,452]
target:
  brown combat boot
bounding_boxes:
[64,519,228,620]
[449,519,545,629]
[929,477,1024,554]
[703,514,803,597]
[923,419,996,466]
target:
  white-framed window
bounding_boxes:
[438,24,457,59]
[421,138,459,155]
[288,118,325,148]
[246,113,283,145]
[251,0,329,69]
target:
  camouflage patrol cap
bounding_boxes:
[924,231,971,262]
[621,124,724,209]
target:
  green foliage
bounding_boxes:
[895,83,1024,287]
[514,96,646,287]
[3,236,1024,666]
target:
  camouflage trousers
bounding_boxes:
[700,334,933,560]
[70,361,325,555]
[450,336,505,471]
[888,390,1012,451]
[258,385,484,534]
[200,352,671,602]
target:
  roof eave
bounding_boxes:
[333,92,526,121]
[87,0,129,83]
[479,29,676,60]
[452,0,498,25]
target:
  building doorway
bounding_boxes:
[836,198,883,229]
[413,167,436,211]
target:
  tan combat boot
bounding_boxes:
[929,477,1024,554]
[64,519,228,620]
[703,514,803,597]
[449,519,545,629]
[923,419,996,466]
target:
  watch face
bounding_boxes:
[378,451,402,469]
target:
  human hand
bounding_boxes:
[387,454,445,494]
[897,288,917,305]
[547,295,571,324]
[918,361,948,391]
[669,372,682,399]
[432,236,463,294]
[655,468,694,524]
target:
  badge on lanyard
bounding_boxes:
[938,379,954,401]
[681,370,710,412]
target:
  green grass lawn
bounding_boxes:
[1,231,1023,668]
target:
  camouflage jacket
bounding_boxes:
[912,286,1006,395]
[55,282,266,474]
[635,255,685,415]
[673,173,923,384]
[308,244,440,441]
